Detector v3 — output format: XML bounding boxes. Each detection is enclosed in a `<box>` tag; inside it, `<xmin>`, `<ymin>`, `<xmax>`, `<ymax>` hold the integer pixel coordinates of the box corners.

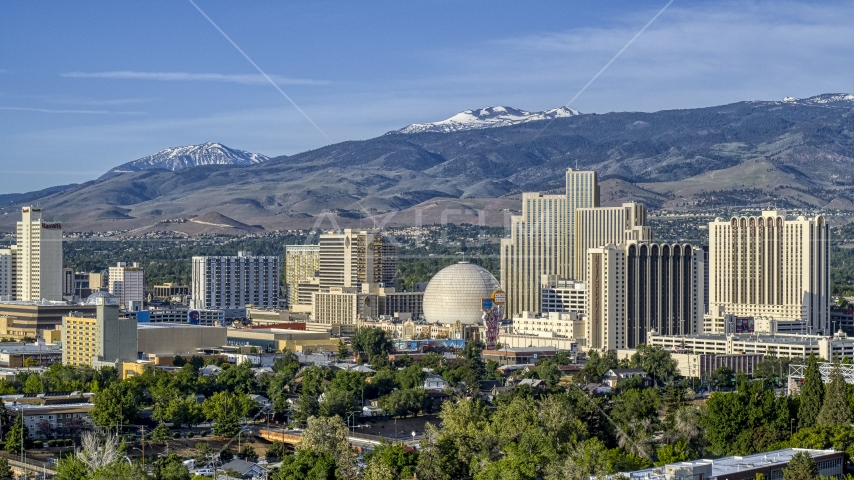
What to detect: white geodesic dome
<box><xmin>422</xmin><ymin>262</ymin><xmax>500</xmax><ymax>325</ymax></box>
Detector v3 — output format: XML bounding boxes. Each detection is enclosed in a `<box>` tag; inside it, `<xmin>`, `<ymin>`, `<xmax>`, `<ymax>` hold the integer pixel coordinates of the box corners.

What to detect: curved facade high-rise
<box><xmin>708</xmin><ymin>211</ymin><xmax>829</xmax><ymax>333</ymax></box>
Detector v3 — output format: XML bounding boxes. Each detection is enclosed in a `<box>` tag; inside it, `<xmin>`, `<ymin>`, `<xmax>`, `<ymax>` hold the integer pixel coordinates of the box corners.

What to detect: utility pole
<box><xmin>140</xmin><ymin>426</ymin><xmax>146</xmax><ymax>472</ymax></box>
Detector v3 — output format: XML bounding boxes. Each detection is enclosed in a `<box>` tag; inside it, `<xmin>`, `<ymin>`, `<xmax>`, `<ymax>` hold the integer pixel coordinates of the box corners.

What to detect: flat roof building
<box><xmin>137</xmin><ymin>323</ymin><xmax>227</xmax><ymax>356</ymax></box>
<box><xmin>615</xmin><ymin>448</ymin><xmax>841</xmax><ymax>480</ymax></box>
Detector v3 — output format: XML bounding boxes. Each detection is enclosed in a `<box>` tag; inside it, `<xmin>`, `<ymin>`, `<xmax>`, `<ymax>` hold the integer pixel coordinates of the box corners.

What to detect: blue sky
<box><xmin>1</xmin><ymin>0</ymin><xmax>853</xmax><ymax>193</ymax></box>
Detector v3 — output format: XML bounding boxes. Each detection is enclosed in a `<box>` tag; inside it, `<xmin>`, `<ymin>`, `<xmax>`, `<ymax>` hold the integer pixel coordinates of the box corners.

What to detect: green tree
<box><xmin>164</xmin><ymin>395</ymin><xmax>205</xmax><ymax>427</ymax></box>
<box><xmin>90</xmin><ymin>461</ymin><xmax>147</xmax><ymax>480</ymax></box>
<box><xmin>351</xmin><ymin>327</ymin><xmax>393</xmax><ymax>358</ymax></box>
<box><xmin>365</xmin><ymin>441</ymin><xmax>419</xmax><ymax>479</ymax></box>
<box><xmin>266</xmin><ymin>440</ymin><xmax>286</xmax><ymax>461</ymax></box>
<box><xmin>239</xmin><ymin>443</ymin><xmax>259</xmax><ymax>462</ymax></box>
<box><xmin>195</xmin><ymin>441</ymin><xmax>213</xmax><ymax>464</ymax></box>
<box><xmin>153</xmin><ymin>454</ymin><xmax>192</xmax><ymax>480</ymax></box>
<box><xmin>202</xmin><ymin>391</ymin><xmax>255</xmax><ymax>437</ymax></box>
<box><xmin>53</xmin><ymin>456</ymin><xmax>88</xmax><ymax>480</ymax></box>
<box><xmin>629</xmin><ymin>344</ymin><xmax>679</xmax><ymax>385</ymax></box>
<box><xmin>396</xmin><ymin>364</ymin><xmax>427</xmax><ymax>390</ymax></box>
<box><xmin>319</xmin><ymin>386</ymin><xmax>358</xmax><ymax>418</ymax></box>
<box><xmin>711</xmin><ymin>366</ymin><xmax>735</xmax><ymax>389</ymax></box>
<box><xmin>4</xmin><ymin>413</ymin><xmax>30</xmax><ymax>455</ymax></box>
<box><xmin>337</xmin><ymin>340</ymin><xmax>350</xmax><ymax>362</ymax></box>
<box><xmin>379</xmin><ymin>389</ymin><xmax>427</xmax><ymax>418</ymax></box>
<box><xmin>275</xmin><ymin>449</ymin><xmax>337</xmax><ymax>480</ymax></box>
<box><xmin>150</xmin><ymin>423</ymin><xmax>171</xmax><ymax>445</ymax></box>
<box><xmin>545</xmin><ymin>437</ymin><xmax>610</xmax><ymax>480</ymax></box>
<box><xmin>23</xmin><ymin>374</ymin><xmax>44</xmax><ymax>394</ymax></box>
<box><xmin>0</xmin><ymin>456</ymin><xmax>13</xmax><ymax>480</ymax></box>
<box><xmin>782</xmin><ymin>451</ymin><xmax>818</xmax><ymax>480</ymax></box>
<box><xmin>91</xmin><ymin>381</ymin><xmax>141</xmax><ymax>428</ymax></box>
<box><xmin>817</xmin><ymin>363</ymin><xmax>852</xmax><ymax>427</ymax></box>
<box><xmin>416</xmin><ymin>423</ymin><xmax>462</xmax><ymax>480</ymax></box>
<box><xmin>574</xmin><ymin>350</ymin><xmax>619</xmax><ymax>384</ymax></box>
<box><xmin>799</xmin><ymin>354</ymin><xmax>824</xmax><ymax>429</ymax></box>
<box><xmin>297</xmin><ymin>416</ymin><xmax>356</xmax><ymax>479</ymax></box>
<box><xmin>656</xmin><ymin>440</ymin><xmax>690</xmax><ymax>466</ymax></box>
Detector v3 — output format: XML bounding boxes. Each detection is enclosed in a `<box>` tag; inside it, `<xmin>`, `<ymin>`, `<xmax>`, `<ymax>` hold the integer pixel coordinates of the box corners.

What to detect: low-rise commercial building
<box><xmin>0</xmin><ymin>344</ymin><xmax>62</xmax><ymax>368</ymax></box>
<box><xmin>137</xmin><ymin>323</ymin><xmax>227</xmax><ymax>356</ymax></box>
<box><xmin>5</xmin><ymin>393</ymin><xmax>95</xmax><ymax>438</ymax></box>
<box><xmin>647</xmin><ymin>331</ymin><xmax>854</xmax><ymax>360</ymax></box>
<box><xmin>511</xmin><ymin>311</ymin><xmax>582</xmax><ymax>338</ymax></box>
<box><xmin>226</xmin><ymin>328</ymin><xmax>338</xmax><ymax>353</ymax></box>
<box><xmin>615</xmin><ymin>448</ymin><xmax>841</xmax><ymax>480</ymax></box>
<box><xmin>0</xmin><ymin>301</ymin><xmax>96</xmax><ymax>338</ymax></box>
<box><xmin>482</xmin><ymin>347</ymin><xmax>560</xmax><ymax>366</ymax></box>
<box><xmin>497</xmin><ymin>333</ymin><xmax>578</xmax><ymax>351</ymax></box>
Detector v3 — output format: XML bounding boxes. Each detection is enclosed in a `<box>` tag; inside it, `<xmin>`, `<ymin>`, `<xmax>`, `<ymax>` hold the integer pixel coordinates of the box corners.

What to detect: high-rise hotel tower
<box><xmin>14</xmin><ymin>206</ymin><xmax>63</xmax><ymax>301</ymax></box>
<box><xmin>708</xmin><ymin>211</ymin><xmax>829</xmax><ymax>333</ymax></box>
<box><xmin>501</xmin><ymin>169</ymin><xmax>599</xmax><ymax>317</ymax></box>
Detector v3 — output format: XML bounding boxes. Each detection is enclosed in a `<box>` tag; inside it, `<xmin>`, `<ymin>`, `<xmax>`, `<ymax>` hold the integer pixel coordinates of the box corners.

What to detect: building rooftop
<box><xmin>652</xmin><ymin>332</ymin><xmax>843</xmax><ymax>345</ymax></box>
<box><xmin>0</xmin><ymin>300</ymin><xmax>72</xmax><ymax>307</ymax></box>
<box><xmin>620</xmin><ymin>448</ymin><xmax>838</xmax><ymax>479</ymax></box>
<box><xmin>137</xmin><ymin>323</ymin><xmax>224</xmax><ymax>330</ymax></box>
<box><xmin>0</xmin><ymin>344</ymin><xmax>61</xmax><ymax>354</ymax></box>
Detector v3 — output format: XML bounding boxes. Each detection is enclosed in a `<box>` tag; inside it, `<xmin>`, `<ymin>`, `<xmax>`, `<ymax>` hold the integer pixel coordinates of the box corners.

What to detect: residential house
<box><xmin>603</xmin><ymin>368</ymin><xmax>650</xmax><ymax>388</ymax></box>
<box><xmin>423</xmin><ymin>373</ymin><xmax>448</xmax><ymax>391</ymax></box>
<box><xmin>219</xmin><ymin>459</ymin><xmax>267</xmax><ymax>479</ymax></box>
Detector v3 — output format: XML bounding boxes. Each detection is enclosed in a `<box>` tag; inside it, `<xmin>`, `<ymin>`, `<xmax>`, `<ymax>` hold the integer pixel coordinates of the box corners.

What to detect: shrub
<box><xmin>187</xmin><ymin>432</ymin><xmax>195</xmax><ymax>438</ymax></box>
<box><xmin>32</xmin><ymin>440</ymin><xmax>43</xmax><ymax>448</ymax></box>
<box><xmin>172</xmin><ymin>431</ymin><xmax>181</xmax><ymax>439</ymax></box>
<box><xmin>200</xmin><ymin>431</ymin><xmax>208</xmax><ymax>437</ymax></box>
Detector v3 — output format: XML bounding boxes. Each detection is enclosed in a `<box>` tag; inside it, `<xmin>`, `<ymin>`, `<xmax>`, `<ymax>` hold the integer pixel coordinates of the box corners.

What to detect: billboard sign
<box><xmin>491</xmin><ymin>290</ymin><xmax>506</xmax><ymax>306</ymax></box>
<box><xmin>188</xmin><ymin>310</ymin><xmax>201</xmax><ymax>325</ymax></box>
<box><xmin>734</xmin><ymin>316</ymin><xmax>754</xmax><ymax>333</ymax></box>
<box><xmin>481</xmin><ymin>298</ymin><xmax>494</xmax><ymax>310</ymax></box>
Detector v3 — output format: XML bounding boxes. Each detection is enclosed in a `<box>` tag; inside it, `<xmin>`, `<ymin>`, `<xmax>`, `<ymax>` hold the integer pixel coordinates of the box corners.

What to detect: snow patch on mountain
<box><xmin>393</xmin><ymin>106</ymin><xmax>581</xmax><ymax>134</ymax></box>
<box><xmin>105</xmin><ymin>142</ymin><xmax>269</xmax><ymax>175</ymax></box>
<box><xmin>781</xmin><ymin>94</ymin><xmax>854</xmax><ymax>105</ymax></box>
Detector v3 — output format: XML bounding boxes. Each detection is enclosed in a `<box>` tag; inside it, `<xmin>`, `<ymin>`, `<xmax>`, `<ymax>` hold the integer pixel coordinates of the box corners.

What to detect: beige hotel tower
<box><xmin>708</xmin><ymin>211</ymin><xmax>829</xmax><ymax>333</ymax></box>
<box><xmin>501</xmin><ymin>169</ymin><xmax>599</xmax><ymax>317</ymax></box>
<box><xmin>14</xmin><ymin>206</ymin><xmax>63</xmax><ymax>302</ymax></box>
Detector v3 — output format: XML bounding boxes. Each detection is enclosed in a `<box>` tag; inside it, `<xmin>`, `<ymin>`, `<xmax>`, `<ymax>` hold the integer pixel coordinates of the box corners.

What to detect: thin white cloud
<box><xmin>0</xmin><ymin>106</ymin><xmax>146</xmax><ymax>115</ymax></box>
<box><xmin>61</xmin><ymin>70</ymin><xmax>329</xmax><ymax>86</ymax></box>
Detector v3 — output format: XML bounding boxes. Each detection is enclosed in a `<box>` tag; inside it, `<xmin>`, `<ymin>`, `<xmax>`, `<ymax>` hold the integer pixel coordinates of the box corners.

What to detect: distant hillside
<box><xmin>3</xmin><ymin>93</ymin><xmax>854</xmax><ymax>233</ymax></box>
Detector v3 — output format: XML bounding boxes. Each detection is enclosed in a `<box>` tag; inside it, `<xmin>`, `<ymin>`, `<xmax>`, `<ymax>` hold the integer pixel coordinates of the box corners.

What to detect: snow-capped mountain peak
<box><xmin>393</xmin><ymin>105</ymin><xmax>581</xmax><ymax>134</ymax></box>
<box><xmin>105</xmin><ymin>142</ymin><xmax>270</xmax><ymax>176</ymax></box>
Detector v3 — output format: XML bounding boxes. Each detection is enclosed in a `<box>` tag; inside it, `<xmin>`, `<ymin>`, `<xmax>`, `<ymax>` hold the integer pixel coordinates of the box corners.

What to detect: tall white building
<box><xmin>708</xmin><ymin>211</ymin><xmax>830</xmax><ymax>333</ymax></box>
<box><xmin>585</xmin><ymin>245</ymin><xmax>627</xmax><ymax>351</ymax></box>
<box><xmin>285</xmin><ymin>245</ymin><xmax>320</xmax><ymax>306</ymax></box>
<box><xmin>573</xmin><ymin>203</ymin><xmax>651</xmax><ymax>282</ymax></box>
<box><xmin>191</xmin><ymin>251</ymin><xmax>280</xmax><ymax>317</ymax></box>
<box><xmin>15</xmin><ymin>206</ymin><xmax>63</xmax><ymax>302</ymax></box>
<box><xmin>501</xmin><ymin>169</ymin><xmax>599</xmax><ymax>317</ymax></box>
<box><xmin>584</xmin><ymin>241</ymin><xmax>705</xmax><ymax>352</ymax></box>
<box><xmin>0</xmin><ymin>248</ymin><xmax>13</xmax><ymax>301</ymax></box>
<box><xmin>318</xmin><ymin>229</ymin><xmax>397</xmax><ymax>289</ymax></box>
<box><xmin>540</xmin><ymin>275</ymin><xmax>586</xmax><ymax>315</ymax></box>
<box><xmin>108</xmin><ymin>262</ymin><xmax>145</xmax><ymax>310</ymax></box>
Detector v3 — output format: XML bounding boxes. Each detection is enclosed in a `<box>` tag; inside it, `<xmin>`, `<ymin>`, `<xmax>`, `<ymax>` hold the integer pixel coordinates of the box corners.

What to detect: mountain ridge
<box><xmin>4</xmin><ymin>93</ymin><xmax>854</xmax><ymax>233</ymax></box>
